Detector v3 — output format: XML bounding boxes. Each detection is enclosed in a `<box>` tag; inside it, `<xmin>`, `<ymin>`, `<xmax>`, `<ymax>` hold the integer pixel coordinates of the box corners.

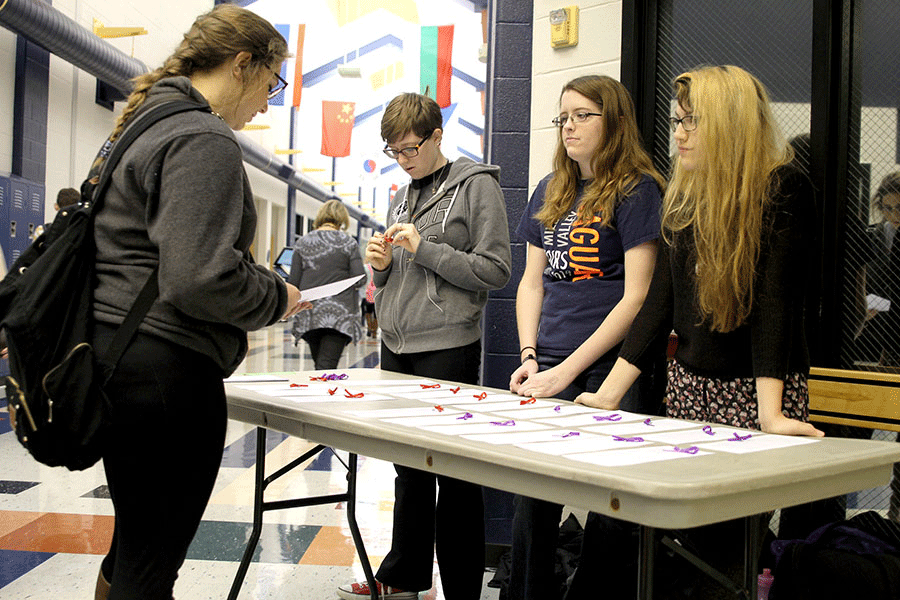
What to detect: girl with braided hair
<box><xmin>90</xmin><ymin>5</ymin><xmax>306</xmax><ymax>599</ymax></box>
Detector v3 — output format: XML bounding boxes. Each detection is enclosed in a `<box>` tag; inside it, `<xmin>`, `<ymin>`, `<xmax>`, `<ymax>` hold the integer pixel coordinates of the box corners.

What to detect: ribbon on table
<box><xmin>421</xmin><ymin>384</ymin><xmax>440</xmax><ymax>389</ymax></box>
<box><xmin>344</xmin><ymin>389</ymin><xmax>364</xmax><ymax>398</ymax></box>
<box><xmin>728</xmin><ymin>432</ymin><xmax>752</xmax><ymax>442</ymax></box>
<box><xmin>593</xmin><ymin>414</ymin><xmax>622</xmax><ymax>422</ymax></box>
<box><xmin>457</xmin><ymin>412</ymin><xmax>474</xmax><ymax>420</ymax></box>
<box><xmin>490</xmin><ymin>420</ymin><xmax>515</xmax><ymax>426</ymax></box>
<box><xmin>613</xmin><ymin>435</ymin><xmax>645</xmax><ymax>442</ymax></box>
<box><xmin>520</xmin><ymin>397</ymin><xmax>536</xmax><ymax>405</ymax></box>
<box><xmin>668</xmin><ymin>445</ymin><xmax>700</xmax><ymax>454</ymax></box>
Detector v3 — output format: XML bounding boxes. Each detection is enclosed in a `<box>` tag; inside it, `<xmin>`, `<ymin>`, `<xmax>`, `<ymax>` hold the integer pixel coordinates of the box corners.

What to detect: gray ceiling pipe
<box><xmin>0</xmin><ymin>0</ymin><xmax>384</xmax><ymax>231</ymax></box>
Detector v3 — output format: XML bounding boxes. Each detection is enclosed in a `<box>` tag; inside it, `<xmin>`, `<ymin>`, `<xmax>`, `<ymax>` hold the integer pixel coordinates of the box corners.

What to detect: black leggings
<box><xmin>302</xmin><ymin>328</ymin><xmax>351</xmax><ymax>370</ymax></box>
<box><xmin>94</xmin><ymin>323</ymin><xmax>227</xmax><ymax>600</ymax></box>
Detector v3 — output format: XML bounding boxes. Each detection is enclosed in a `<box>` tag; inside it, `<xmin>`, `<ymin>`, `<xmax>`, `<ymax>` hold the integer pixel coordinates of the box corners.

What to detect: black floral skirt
<box><xmin>664</xmin><ymin>359</ymin><xmax>810</xmax><ymax>430</ymax></box>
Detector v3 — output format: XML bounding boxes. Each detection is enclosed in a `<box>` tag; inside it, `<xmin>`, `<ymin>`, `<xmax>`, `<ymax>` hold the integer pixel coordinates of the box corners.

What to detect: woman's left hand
<box><xmin>513</xmin><ymin>365</ymin><xmax>568</xmax><ymax>399</ymax></box>
<box><xmin>760</xmin><ymin>414</ymin><xmax>825</xmax><ymax>437</ymax></box>
<box><xmin>384</xmin><ymin>223</ymin><xmax>422</xmax><ymax>254</ymax></box>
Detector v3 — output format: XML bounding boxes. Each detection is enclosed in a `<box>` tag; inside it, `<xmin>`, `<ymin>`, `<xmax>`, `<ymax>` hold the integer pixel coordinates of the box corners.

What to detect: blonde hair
<box><xmin>536</xmin><ymin>75</ymin><xmax>664</xmax><ymax>229</ymax></box>
<box><xmin>313</xmin><ymin>200</ymin><xmax>350</xmax><ymax>231</ymax></box>
<box><xmin>663</xmin><ymin>65</ymin><xmax>793</xmax><ymax>332</ymax></box>
<box><xmin>113</xmin><ymin>4</ymin><xmax>288</xmax><ymax>141</ymax></box>
<box><xmin>380</xmin><ymin>92</ymin><xmax>443</xmax><ymax>143</ymax></box>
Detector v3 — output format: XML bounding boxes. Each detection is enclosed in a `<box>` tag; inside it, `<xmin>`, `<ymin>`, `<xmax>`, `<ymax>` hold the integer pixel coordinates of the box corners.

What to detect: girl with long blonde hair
<box><xmin>578</xmin><ymin>64</ymin><xmax>824</xmax><ymax>435</ymax></box>
<box><xmin>507</xmin><ymin>75</ymin><xmax>665</xmax><ymax>600</ymax></box>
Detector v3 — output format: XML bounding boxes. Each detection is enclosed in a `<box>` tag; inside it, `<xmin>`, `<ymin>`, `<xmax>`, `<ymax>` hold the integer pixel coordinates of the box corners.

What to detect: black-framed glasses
<box><xmin>383</xmin><ymin>131</ymin><xmax>433</xmax><ymax>159</ymax></box>
<box><xmin>267</xmin><ymin>72</ymin><xmax>288</xmax><ymax>100</ymax></box>
<box><xmin>551</xmin><ymin>112</ymin><xmax>603</xmax><ymax>127</ymax></box>
<box><xmin>668</xmin><ymin>115</ymin><xmax>698</xmax><ymax>133</ymax></box>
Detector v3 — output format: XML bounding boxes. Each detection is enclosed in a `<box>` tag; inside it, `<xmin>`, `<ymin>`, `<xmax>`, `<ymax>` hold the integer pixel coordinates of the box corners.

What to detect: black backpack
<box><xmin>1</xmin><ymin>100</ymin><xmax>208</xmax><ymax>470</ymax></box>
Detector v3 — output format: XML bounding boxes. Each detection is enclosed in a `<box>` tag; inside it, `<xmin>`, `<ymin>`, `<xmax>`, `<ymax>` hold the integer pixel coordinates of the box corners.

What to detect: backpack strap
<box><xmin>90</xmin><ymin>100</ymin><xmax>210</xmax><ymax>377</ymax></box>
<box><xmin>89</xmin><ymin>100</ymin><xmax>211</xmax><ymax>213</ymax></box>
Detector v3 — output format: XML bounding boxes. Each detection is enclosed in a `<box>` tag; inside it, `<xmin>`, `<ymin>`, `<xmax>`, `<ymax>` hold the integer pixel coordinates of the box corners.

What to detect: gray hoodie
<box><xmin>373</xmin><ymin>157</ymin><xmax>511</xmax><ymax>354</ymax></box>
<box><xmin>92</xmin><ymin>77</ymin><xmax>287</xmax><ymax>375</ymax></box>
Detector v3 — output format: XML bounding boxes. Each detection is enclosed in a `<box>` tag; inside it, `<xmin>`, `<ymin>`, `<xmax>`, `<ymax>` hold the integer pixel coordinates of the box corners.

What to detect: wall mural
<box><xmin>237</xmin><ymin>0</ymin><xmax>488</xmax><ymax>231</ymax></box>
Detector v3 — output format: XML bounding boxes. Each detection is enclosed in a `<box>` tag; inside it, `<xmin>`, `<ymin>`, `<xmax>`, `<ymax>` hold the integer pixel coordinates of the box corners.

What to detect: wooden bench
<box><xmin>808</xmin><ymin>367</ymin><xmax>900</xmax><ymax>433</ymax></box>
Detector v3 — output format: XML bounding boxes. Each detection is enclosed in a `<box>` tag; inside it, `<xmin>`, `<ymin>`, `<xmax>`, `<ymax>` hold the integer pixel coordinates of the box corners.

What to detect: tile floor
<box><xmin>0</xmin><ymin>324</ymin><xmax>502</xmax><ymax>599</ymax></box>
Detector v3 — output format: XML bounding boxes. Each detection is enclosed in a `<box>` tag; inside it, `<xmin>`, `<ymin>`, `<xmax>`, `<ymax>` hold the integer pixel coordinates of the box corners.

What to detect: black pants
<box><xmin>302</xmin><ymin>328</ymin><xmax>351</xmax><ymax>370</ymax></box>
<box><xmin>94</xmin><ymin>323</ymin><xmax>227</xmax><ymax>600</ymax></box>
<box><xmin>508</xmin><ymin>353</ymin><xmax>652</xmax><ymax>600</ymax></box>
<box><xmin>376</xmin><ymin>340</ymin><xmax>486</xmax><ymax>599</ymax></box>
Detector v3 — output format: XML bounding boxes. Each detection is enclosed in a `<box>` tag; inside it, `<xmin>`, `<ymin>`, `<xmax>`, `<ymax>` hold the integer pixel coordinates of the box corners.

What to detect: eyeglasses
<box><xmin>383</xmin><ymin>131</ymin><xmax>433</xmax><ymax>159</ymax></box>
<box><xmin>267</xmin><ymin>72</ymin><xmax>288</xmax><ymax>100</ymax></box>
<box><xmin>668</xmin><ymin>115</ymin><xmax>698</xmax><ymax>133</ymax></box>
<box><xmin>552</xmin><ymin>112</ymin><xmax>603</xmax><ymax>127</ymax></box>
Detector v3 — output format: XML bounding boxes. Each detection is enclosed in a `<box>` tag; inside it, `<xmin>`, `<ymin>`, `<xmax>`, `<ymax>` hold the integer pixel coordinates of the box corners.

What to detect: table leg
<box><xmin>227</xmin><ymin>427</ymin><xmax>267</xmax><ymax>600</ymax></box>
<box><xmin>638</xmin><ymin>525</ymin><xmax>656</xmax><ymax>600</ymax></box>
<box><xmin>744</xmin><ymin>514</ymin><xmax>761</xmax><ymax>600</ymax></box>
<box><xmin>345</xmin><ymin>453</ymin><xmax>379</xmax><ymax>600</ymax></box>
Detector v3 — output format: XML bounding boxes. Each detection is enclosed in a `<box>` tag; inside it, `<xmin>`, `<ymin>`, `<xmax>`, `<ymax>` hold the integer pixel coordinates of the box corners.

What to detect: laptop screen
<box><xmin>273</xmin><ymin>247</ymin><xmax>293</xmax><ymax>278</ymax></box>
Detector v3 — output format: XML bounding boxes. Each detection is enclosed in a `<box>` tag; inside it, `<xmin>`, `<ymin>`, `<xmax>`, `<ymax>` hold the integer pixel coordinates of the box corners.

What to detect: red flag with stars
<box><xmin>321</xmin><ymin>101</ymin><xmax>355</xmax><ymax>157</ymax></box>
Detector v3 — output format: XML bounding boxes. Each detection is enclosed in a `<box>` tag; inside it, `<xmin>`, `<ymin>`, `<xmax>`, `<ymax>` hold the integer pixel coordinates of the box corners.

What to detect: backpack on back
<box><xmin>1</xmin><ymin>100</ymin><xmax>207</xmax><ymax>470</ymax></box>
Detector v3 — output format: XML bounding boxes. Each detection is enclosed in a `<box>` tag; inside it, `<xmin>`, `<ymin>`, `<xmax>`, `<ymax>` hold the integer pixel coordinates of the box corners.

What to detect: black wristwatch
<box><xmin>521</xmin><ymin>353</ymin><xmax>537</xmax><ymax>364</ymax></box>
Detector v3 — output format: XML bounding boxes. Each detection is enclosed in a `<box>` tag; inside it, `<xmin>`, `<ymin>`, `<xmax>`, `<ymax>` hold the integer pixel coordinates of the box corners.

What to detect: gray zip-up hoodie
<box><xmin>373</xmin><ymin>157</ymin><xmax>511</xmax><ymax>354</ymax></box>
<box><xmin>92</xmin><ymin>77</ymin><xmax>287</xmax><ymax>375</ymax></box>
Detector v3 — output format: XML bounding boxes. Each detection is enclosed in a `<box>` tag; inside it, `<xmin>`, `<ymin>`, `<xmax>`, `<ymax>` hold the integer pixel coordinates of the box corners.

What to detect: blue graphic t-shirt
<box><xmin>517</xmin><ymin>173</ymin><xmax>662</xmax><ymax>356</ymax></box>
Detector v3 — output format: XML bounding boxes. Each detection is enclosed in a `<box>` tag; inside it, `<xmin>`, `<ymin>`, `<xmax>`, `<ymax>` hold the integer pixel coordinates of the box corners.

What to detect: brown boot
<box><xmin>94</xmin><ymin>568</ymin><xmax>110</xmax><ymax>600</ymax></box>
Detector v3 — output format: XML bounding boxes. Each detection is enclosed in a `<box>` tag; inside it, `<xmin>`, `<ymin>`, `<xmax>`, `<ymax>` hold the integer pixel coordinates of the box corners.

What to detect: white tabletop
<box><xmin>225</xmin><ymin>368</ymin><xmax>900</xmax><ymax>529</ymax></box>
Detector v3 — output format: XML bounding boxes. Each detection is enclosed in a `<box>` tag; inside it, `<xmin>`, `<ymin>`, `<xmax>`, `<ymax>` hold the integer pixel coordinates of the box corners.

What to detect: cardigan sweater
<box><xmin>620</xmin><ymin>164</ymin><xmax>814</xmax><ymax>380</ymax></box>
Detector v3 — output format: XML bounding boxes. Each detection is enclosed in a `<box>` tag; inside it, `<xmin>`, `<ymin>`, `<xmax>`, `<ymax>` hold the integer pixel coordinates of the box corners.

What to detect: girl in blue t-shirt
<box><xmin>506</xmin><ymin>75</ymin><xmax>665</xmax><ymax>600</ymax></box>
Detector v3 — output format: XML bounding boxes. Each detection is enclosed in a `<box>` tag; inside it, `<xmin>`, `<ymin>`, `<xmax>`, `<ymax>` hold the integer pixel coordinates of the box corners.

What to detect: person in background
<box><xmin>31</xmin><ymin>187</ymin><xmax>81</xmax><ymax>240</ymax></box>
<box><xmin>361</xmin><ymin>262</ymin><xmax>378</xmax><ymax>338</ymax></box>
<box><xmin>506</xmin><ymin>74</ymin><xmax>665</xmax><ymax>600</ymax></box>
<box><xmin>289</xmin><ymin>199</ymin><xmax>365</xmax><ymax>369</ymax></box>
<box><xmin>576</xmin><ymin>65</ymin><xmax>824</xmax><ymax>597</ymax></box>
<box><xmin>338</xmin><ymin>92</ymin><xmax>511</xmax><ymax>600</ymax></box>
<box><xmin>89</xmin><ymin>5</ymin><xmax>308</xmax><ymax>599</ymax></box>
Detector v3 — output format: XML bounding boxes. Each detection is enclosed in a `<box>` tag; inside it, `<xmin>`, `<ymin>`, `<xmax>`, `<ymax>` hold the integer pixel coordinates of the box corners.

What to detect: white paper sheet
<box><xmin>702</xmin><ymin>433</ymin><xmax>818</xmax><ymax>454</ymax></box>
<box><xmin>488</xmin><ymin>403</ymin><xmax>598</xmax><ymax>420</ymax></box>
<box><xmin>299</xmin><ymin>274</ymin><xmax>365</xmax><ymax>302</ymax></box>
<box><xmin>566</xmin><ymin>445</ymin><xmax>711</xmax><ymax>467</ymax></box>
<box><xmin>518</xmin><ymin>434</ymin><xmax>653</xmax><ymax>455</ymax></box>
<box><xmin>421</xmin><ymin>421</ymin><xmax>551</xmax><ymax>436</ymax></box>
<box><xmin>461</xmin><ymin>429</ymin><xmax>592</xmax><ymax>445</ymax></box>
<box><xmin>867</xmin><ymin>293</ymin><xmax>891</xmax><ymax>312</ymax></box>
<box><xmin>534</xmin><ymin>410</ymin><xmax>646</xmax><ymax>428</ymax></box>
<box><xmin>580</xmin><ymin>418</ymin><xmax>699</xmax><ymax>437</ymax></box>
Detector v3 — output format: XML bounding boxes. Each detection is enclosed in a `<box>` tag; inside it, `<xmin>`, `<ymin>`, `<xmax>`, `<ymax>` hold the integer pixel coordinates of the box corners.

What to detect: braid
<box><xmin>100</xmin><ymin>4</ymin><xmax>288</xmax><ymax>159</ymax></box>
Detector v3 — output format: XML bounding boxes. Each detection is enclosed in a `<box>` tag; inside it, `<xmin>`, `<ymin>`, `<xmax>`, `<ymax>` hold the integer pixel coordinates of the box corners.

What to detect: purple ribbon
<box><xmin>643</xmin><ymin>418</ymin><xmax>654</xmax><ymax>426</ymax></box>
<box><xmin>728</xmin><ymin>432</ymin><xmax>752</xmax><ymax>442</ymax></box>
<box><xmin>457</xmin><ymin>412</ymin><xmax>474</xmax><ymax>420</ymax></box>
<box><xmin>559</xmin><ymin>431</ymin><xmax>580</xmax><ymax>438</ymax></box>
<box><xmin>702</xmin><ymin>425</ymin><xmax>715</xmax><ymax>436</ymax></box>
<box><xmin>669</xmin><ymin>445</ymin><xmax>700</xmax><ymax>455</ymax></box>
<box><xmin>553</xmin><ymin>405</ymin><xmax>562</xmax><ymax>412</ymax></box>
<box><xmin>613</xmin><ymin>435</ymin><xmax>644</xmax><ymax>442</ymax></box>
<box><xmin>593</xmin><ymin>414</ymin><xmax>622</xmax><ymax>422</ymax></box>
<box><xmin>490</xmin><ymin>420</ymin><xmax>516</xmax><ymax>426</ymax></box>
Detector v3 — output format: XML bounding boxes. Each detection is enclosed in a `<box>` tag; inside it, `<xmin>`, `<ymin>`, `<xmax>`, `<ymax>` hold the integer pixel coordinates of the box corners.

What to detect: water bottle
<box><xmin>757</xmin><ymin>567</ymin><xmax>774</xmax><ymax>600</ymax></box>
